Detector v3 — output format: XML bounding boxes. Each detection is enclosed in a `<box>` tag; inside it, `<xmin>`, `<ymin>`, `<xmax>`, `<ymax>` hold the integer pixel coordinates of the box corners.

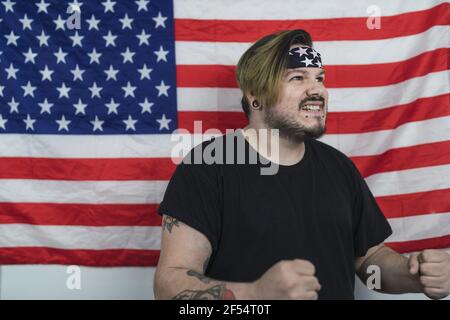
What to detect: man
<box><xmin>154</xmin><ymin>30</ymin><xmax>450</xmax><ymax>300</ymax></box>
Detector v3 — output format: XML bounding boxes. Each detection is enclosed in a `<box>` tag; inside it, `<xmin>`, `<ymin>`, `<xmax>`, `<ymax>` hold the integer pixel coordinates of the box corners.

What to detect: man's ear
<box><xmin>245</xmin><ymin>91</ymin><xmax>256</xmax><ymax>104</ymax></box>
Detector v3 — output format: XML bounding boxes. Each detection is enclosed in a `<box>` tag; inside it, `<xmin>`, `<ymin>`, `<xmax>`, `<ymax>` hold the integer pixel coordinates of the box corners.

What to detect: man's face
<box><xmin>263</xmin><ymin>48</ymin><xmax>328</xmax><ymax>142</ymax></box>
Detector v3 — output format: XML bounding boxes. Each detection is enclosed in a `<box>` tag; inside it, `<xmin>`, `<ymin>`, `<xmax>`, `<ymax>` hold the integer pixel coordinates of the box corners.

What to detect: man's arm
<box><xmin>355</xmin><ymin>244</ymin><xmax>450</xmax><ymax>299</ymax></box>
<box><xmin>154</xmin><ymin>215</ymin><xmax>321</xmax><ymax>300</ymax></box>
<box><xmin>154</xmin><ymin>215</ymin><xmax>253</xmax><ymax>300</ymax></box>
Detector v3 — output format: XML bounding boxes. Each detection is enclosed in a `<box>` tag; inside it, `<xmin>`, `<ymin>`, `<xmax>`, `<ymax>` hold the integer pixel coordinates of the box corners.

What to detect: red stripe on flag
<box><xmin>386</xmin><ymin>235</ymin><xmax>450</xmax><ymax>254</ymax></box>
<box><xmin>377</xmin><ymin>189</ymin><xmax>450</xmax><ymax>219</ymax></box>
<box><xmin>178</xmin><ymin>111</ymin><xmax>248</xmax><ymax>132</ymax></box>
<box><xmin>175</xmin><ymin>3</ymin><xmax>449</xmax><ymax>42</ymax></box>
<box><xmin>0</xmin><ymin>157</ymin><xmax>177</xmax><ymax>180</ymax></box>
<box><xmin>0</xmin><ymin>203</ymin><xmax>162</xmax><ymax>226</ymax></box>
<box><xmin>0</xmin><ymin>247</ymin><xmax>160</xmax><ymax>266</ymax></box>
<box><xmin>177</xmin><ymin>49</ymin><xmax>449</xmax><ymax>88</ymax></box>
<box><xmin>352</xmin><ymin>141</ymin><xmax>450</xmax><ymax>178</ymax></box>
<box><xmin>326</xmin><ymin>94</ymin><xmax>450</xmax><ymax>134</ymax></box>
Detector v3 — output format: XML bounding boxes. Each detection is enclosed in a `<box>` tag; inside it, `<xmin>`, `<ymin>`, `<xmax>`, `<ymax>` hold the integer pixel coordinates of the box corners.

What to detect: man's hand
<box><xmin>251</xmin><ymin>259</ymin><xmax>321</xmax><ymax>300</ymax></box>
<box><xmin>408</xmin><ymin>249</ymin><xmax>450</xmax><ymax>299</ymax></box>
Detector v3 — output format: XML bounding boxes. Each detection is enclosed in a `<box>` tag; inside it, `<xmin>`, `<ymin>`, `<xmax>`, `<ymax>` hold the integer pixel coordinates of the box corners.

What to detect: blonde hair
<box><xmin>236</xmin><ymin>30</ymin><xmax>313</xmax><ymax>117</ymax></box>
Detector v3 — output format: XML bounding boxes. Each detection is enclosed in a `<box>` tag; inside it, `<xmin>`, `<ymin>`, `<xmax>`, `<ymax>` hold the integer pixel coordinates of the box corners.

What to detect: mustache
<box><xmin>299</xmin><ymin>96</ymin><xmax>325</xmax><ymax>108</ymax></box>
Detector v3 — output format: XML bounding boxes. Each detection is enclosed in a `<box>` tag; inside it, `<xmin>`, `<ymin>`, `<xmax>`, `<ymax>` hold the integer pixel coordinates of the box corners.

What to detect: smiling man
<box><xmin>154</xmin><ymin>30</ymin><xmax>450</xmax><ymax>300</ymax></box>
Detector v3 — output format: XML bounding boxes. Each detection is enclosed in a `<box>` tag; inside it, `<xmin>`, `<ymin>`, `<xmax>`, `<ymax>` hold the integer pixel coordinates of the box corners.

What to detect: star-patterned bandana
<box><xmin>287</xmin><ymin>46</ymin><xmax>323</xmax><ymax>68</ymax></box>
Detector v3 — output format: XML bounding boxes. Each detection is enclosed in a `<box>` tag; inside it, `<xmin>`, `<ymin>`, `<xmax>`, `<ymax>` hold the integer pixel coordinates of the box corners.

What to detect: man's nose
<box><xmin>306</xmin><ymin>81</ymin><xmax>325</xmax><ymax>97</ymax></box>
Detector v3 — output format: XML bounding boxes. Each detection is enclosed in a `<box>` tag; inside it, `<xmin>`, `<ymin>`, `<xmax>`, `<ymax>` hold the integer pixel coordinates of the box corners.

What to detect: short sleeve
<box><xmin>351</xmin><ymin>163</ymin><xmax>393</xmax><ymax>257</ymax></box>
<box><xmin>158</xmin><ymin>160</ymin><xmax>222</xmax><ymax>252</ymax></box>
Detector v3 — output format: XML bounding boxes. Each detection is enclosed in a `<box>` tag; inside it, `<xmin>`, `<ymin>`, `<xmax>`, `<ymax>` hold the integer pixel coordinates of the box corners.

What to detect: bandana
<box><xmin>288</xmin><ymin>46</ymin><xmax>323</xmax><ymax>68</ymax></box>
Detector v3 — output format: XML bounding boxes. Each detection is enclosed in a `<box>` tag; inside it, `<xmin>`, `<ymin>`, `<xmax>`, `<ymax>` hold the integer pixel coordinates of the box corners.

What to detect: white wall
<box><xmin>1</xmin><ymin>265</ymin><xmax>448</xmax><ymax>300</ymax></box>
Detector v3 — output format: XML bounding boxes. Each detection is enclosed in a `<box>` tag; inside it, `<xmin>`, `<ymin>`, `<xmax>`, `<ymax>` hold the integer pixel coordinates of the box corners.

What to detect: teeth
<box><xmin>302</xmin><ymin>105</ymin><xmax>321</xmax><ymax>111</ymax></box>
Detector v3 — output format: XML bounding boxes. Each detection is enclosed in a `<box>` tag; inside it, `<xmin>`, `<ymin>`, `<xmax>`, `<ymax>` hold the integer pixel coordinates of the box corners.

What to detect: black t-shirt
<box><xmin>158</xmin><ymin>130</ymin><xmax>392</xmax><ymax>300</ymax></box>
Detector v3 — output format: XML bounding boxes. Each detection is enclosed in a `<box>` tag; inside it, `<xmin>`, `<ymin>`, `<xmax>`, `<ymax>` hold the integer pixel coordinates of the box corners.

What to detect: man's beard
<box><xmin>264</xmin><ymin>107</ymin><xmax>326</xmax><ymax>143</ymax></box>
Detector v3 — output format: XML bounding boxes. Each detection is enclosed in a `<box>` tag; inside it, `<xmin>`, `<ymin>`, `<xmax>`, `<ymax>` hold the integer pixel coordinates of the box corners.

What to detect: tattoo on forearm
<box><xmin>162</xmin><ymin>215</ymin><xmax>181</xmax><ymax>233</ymax></box>
<box><xmin>187</xmin><ymin>270</ymin><xmax>211</xmax><ymax>284</ymax></box>
<box><xmin>172</xmin><ymin>284</ymin><xmax>236</xmax><ymax>300</ymax></box>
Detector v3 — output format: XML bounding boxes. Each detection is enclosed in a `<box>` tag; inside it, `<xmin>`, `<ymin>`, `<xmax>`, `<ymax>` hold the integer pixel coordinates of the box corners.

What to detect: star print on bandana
<box><xmin>288</xmin><ymin>46</ymin><xmax>323</xmax><ymax>69</ymax></box>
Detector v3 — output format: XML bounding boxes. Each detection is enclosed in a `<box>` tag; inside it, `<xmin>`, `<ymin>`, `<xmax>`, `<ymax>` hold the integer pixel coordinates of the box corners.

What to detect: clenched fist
<box><xmin>251</xmin><ymin>259</ymin><xmax>321</xmax><ymax>300</ymax></box>
<box><xmin>408</xmin><ymin>249</ymin><xmax>450</xmax><ymax>299</ymax></box>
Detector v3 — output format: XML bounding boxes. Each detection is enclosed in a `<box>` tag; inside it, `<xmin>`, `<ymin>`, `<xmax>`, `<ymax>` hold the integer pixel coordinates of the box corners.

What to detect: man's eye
<box><xmin>316</xmin><ymin>77</ymin><xmax>324</xmax><ymax>82</ymax></box>
<box><xmin>290</xmin><ymin>76</ymin><xmax>304</xmax><ymax>81</ymax></box>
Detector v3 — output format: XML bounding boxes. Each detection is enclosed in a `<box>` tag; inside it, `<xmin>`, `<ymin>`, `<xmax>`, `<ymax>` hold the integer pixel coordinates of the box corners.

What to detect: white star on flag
<box><xmin>137</xmin><ymin>64</ymin><xmax>152</xmax><ymax>80</ymax></box>
<box><xmin>102</xmin><ymin>0</ymin><xmax>116</xmax><ymax>13</ymax></box>
<box><xmin>5</xmin><ymin>63</ymin><xmax>19</xmax><ymax>79</ymax></box>
<box><xmin>40</xmin><ymin>65</ymin><xmax>54</xmax><ymax>81</ymax></box>
<box><xmin>0</xmin><ymin>114</ymin><xmax>7</xmax><ymax>130</ymax></box>
<box><xmin>104</xmin><ymin>65</ymin><xmax>119</xmax><ymax>81</ymax></box>
<box><xmin>88</xmin><ymin>48</ymin><xmax>102</xmax><ymax>64</ymax></box>
<box><xmin>136</xmin><ymin>29</ymin><xmax>151</xmax><ymax>46</ymax></box>
<box><xmin>8</xmin><ymin>97</ymin><xmax>19</xmax><ymax>113</ymax></box>
<box><xmin>23</xmin><ymin>48</ymin><xmax>38</xmax><ymax>64</ymax></box>
<box><xmin>56</xmin><ymin>82</ymin><xmax>71</xmax><ymax>99</ymax></box>
<box><xmin>88</xmin><ymin>82</ymin><xmax>103</xmax><ymax>98</ymax></box>
<box><xmin>2</xmin><ymin>0</ymin><xmax>15</xmax><ymax>12</ymax></box>
<box><xmin>121</xmin><ymin>47</ymin><xmax>136</xmax><ymax>63</ymax></box>
<box><xmin>38</xmin><ymin>98</ymin><xmax>53</xmax><ymax>114</ymax></box>
<box><xmin>54</xmin><ymin>15</ymin><xmax>66</xmax><ymax>31</ymax></box>
<box><xmin>54</xmin><ymin>48</ymin><xmax>68</xmax><ymax>64</ymax></box>
<box><xmin>56</xmin><ymin>115</ymin><xmax>71</xmax><ymax>132</ymax></box>
<box><xmin>123</xmin><ymin>115</ymin><xmax>137</xmax><ymax>131</ymax></box>
<box><xmin>73</xmin><ymin>99</ymin><xmax>88</xmax><ymax>115</ymax></box>
<box><xmin>155</xmin><ymin>80</ymin><xmax>170</xmax><ymax>97</ymax></box>
<box><xmin>105</xmin><ymin>98</ymin><xmax>120</xmax><ymax>114</ymax></box>
<box><xmin>135</xmin><ymin>0</ymin><xmax>149</xmax><ymax>12</ymax></box>
<box><xmin>86</xmin><ymin>14</ymin><xmax>100</xmax><ymax>30</ymax></box>
<box><xmin>5</xmin><ymin>31</ymin><xmax>20</xmax><ymax>46</ymax></box>
<box><xmin>119</xmin><ymin>14</ymin><xmax>134</xmax><ymax>30</ymax></box>
<box><xmin>91</xmin><ymin>116</ymin><xmax>104</xmax><ymax>132</ymax></box>
<box><xmin>122</xmin><ymin>82</ymin><xmax>137</xmax><ymax>98</ymax></box>
<box><xmin>35</xmin><ymin>0</ymin><xmax>50</xmax><ymax>13</ymax></box>
<box><xmin>103</xmin><ymin>31</ymin><xmax>117</xmax><ymax>47</ymax></box>
<box><xmin>36</xmin><ymin>30</ymin><xmax>50</xmax><ymax>47</ymax></box>
<box><xmin>23</xmin><ymin>114</ymin><xmax>36</xmax><ymax>131</ymax></box>
<box><xmin>154</xmin><ymin>45</ymin><xmax>169</xmax><ymax>62</ymax></box>
<box><xmin>152</xmin><ymin>11</ymin><xmax>167</xmax><ymax>28</ymax></box>
<box><xmin>69</xmin><ymin>31</ymin><xmax>84</xmax><ymax>47</ymax></box>
<box><xmin>21</xmin><ymin>81</ymin><xmax>37</xmax><ymax>97</ymax></box>
<box><xmin>139</xmin><ymin>98</ymin><xmax>154</xmax><ymax>114</ymax></box>
<box><xmin>70</xmin><ymin>64</ymin><xmax>85</xmax><ymax>81</ymax></box>
<box><xmin>157</xmin><ymin>114</ymin><xmax>171</xmax><ymax>130</ymax></box>
<box><xmin>19</xmin><ymin>14</ymin><xmax>33</xmax><ymax>30</ymax></box>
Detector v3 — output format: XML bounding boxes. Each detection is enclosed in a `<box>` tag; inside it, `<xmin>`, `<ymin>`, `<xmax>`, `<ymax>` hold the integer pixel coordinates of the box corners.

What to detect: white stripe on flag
<box><xmin>175</xmin><ymin>26</ymin><xmax>449</xmax><ymax>65</ymax></box>
<box><xmin>0</xmin><ymin>180</ymin><xmax>168</xmax><ymax>204</ymax></box>
<box><xmin>0</xmin><ymin>224</ymin><xmax>161</xmax><ymax>250</ymax></box>
<box><xmin>174</xmin><ymin>0</ymin><xmax>446</xmax><ymax>20</ymax></box>
<box><xmin>321</xmin><ymin>116</ymin><xmax>450</xmax><ymax>156</ymax></box>
<box><xmin>387</xmin><ymin>212</ymin><xmax>450</xmax><ymax>242</ymax></box>
<box><xmin>365</xmin><ymin>164</ymin><xmax>450</xmax><ymax>197</ymax></box>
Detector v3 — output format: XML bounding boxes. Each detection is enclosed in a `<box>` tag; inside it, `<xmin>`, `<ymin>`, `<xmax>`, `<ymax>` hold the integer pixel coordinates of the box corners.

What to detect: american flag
<box><xmin>0</xmin><ymin>0</ymin><xmax>449</xmax><ymax>267</ymax></box>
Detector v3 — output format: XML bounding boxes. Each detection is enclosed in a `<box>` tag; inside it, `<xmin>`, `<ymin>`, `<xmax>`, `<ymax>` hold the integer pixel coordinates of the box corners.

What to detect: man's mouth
<box><xmin>299</xmin><ymin>101</ymin><xmax>325</xmax><ymax>117</ymax></box>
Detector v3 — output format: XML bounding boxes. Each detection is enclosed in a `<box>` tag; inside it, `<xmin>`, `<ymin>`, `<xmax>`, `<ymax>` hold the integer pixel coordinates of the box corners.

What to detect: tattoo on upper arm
<box><xmin>186</xmin><ymin>270</ymin><xmax>211</xmax><ymax>284</ymax></box>
<box><xmin>172</xmin><ymin>284</ymin><xmax>236</xmax><ymax>300</ymax></box>
<box><xmin>162</xmin><ymin>215</ymin><xmax>181</xmax><ymax>233</ymax></box>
